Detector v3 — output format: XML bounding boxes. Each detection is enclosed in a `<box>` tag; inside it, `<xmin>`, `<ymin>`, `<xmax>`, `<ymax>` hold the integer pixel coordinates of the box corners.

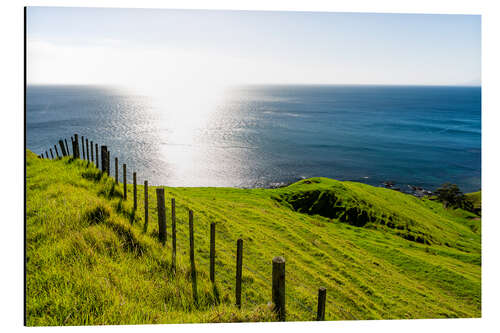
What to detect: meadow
<box><xmin>26</xmin><ymin>150</ymin><xmax>481</xmax><ymax>325</ymax></box>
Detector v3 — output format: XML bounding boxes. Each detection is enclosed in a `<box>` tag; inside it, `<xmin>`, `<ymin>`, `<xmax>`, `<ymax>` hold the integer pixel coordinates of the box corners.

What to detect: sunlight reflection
<box><xmin>147</xmin><ymin>83</ymin><xmax>230</xmax><ymax>185</ymax></box>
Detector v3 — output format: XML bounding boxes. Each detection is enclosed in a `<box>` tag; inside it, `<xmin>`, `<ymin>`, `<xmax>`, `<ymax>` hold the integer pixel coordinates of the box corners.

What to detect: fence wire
<box><xmin>214</xmin><ymin>239</ymin><xmax>358</xmax><ymax>321</ymax></box>
<box><xmin>42</xmin><ymin>136</ymin><xmax>359</xmax><ymax>321</ymax></box>
<box><xmin>327</xmin><ymin>294</ymin><xmax>358</xmax><ymax>320</ymax></box>
<box><xmin>288</xmin><ymin>293</ymin><xmax>316</xmax><ymax>317</ymax></box>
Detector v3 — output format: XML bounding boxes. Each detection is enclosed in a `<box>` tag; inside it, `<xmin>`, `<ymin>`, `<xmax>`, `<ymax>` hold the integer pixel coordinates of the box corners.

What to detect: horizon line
<box><xmin>26</xmin><ymin>82</ymin><xmax>482</xmax><ymax>88</ymax></box>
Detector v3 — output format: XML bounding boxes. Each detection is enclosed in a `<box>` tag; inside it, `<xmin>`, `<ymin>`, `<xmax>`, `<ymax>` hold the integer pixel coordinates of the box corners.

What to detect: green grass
<box><xmin>466</xmin><ymin>191</ymin><xmax>482</xmax><ymax>212</ymax></box>
<box><xmin>26</xmin><ymin>150</ymin><xmax>481</xmax><ymax>326</ymax></box>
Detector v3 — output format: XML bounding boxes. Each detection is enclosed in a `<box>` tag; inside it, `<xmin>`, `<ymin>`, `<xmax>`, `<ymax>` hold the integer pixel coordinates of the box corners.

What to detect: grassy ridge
<box><xmin>26</xmin><ymin>150</ymin><xmax>481</xmax><ymax>325</ymax></box>
<box><xmin>465</xmin><ymin>191</ymin><xmax>482</xmax><ymax>214</ymax></box>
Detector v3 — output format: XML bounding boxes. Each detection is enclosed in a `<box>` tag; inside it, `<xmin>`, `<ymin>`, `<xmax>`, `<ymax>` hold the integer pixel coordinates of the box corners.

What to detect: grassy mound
<box><xmin>275</xmin><ymin>178</ymin><xmax>480</xmax><ymax>248</ymax></box>
<box><xmin>26</xmin><ymin>150</ymin><xmax>481</xmax><ymax>325</ymax></box>
<box><xmin>465</xmin><ymin>191</ymin><xmax>481</xmax><ymax>216</ymax></box>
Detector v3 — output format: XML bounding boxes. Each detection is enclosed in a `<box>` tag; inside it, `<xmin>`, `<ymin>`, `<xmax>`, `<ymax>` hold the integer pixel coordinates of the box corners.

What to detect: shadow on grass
<box><xmin>109</xmin><ymin>219</ymin><xmax>145</xmax><ymax>255</ymax></box>
<box><xmin>64</xmin><ymin>157</ymin><xmax>77</xmax><ymax>165</ymax></box>
<box><xmin>114</xmin><ymin>199</ymin><xmax>139</xmax><ymax>225</ymax></box>
<box><xmin>81</xmin><ymin>169</ymin><xmax>103</xmax><ymax>182</ymax></box>
<box><xmin>97</xmin><ymin>181</ymin><xmax>123</xmax><ymax>200</ymax></box>
<box><xmin>84</xmin><ymin>204</ymin><xmax>111</xmax><ymax>225</ymax></box>
<box><xmin>212</xmin><ymin>283</ymin><xmax>221</xmax><ymax>305</ymax></box>
<box><xmin>83</xmin><ymin>203</ymin><xmax>145</xmax><ymax>256</ymax></box>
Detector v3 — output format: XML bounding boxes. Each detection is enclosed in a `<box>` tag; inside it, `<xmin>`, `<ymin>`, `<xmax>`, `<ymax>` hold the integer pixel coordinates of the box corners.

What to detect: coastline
<box><xmin>25</xmin><ymin>150</ymin><xmax>481</xmax><ymax>324</ymax></box>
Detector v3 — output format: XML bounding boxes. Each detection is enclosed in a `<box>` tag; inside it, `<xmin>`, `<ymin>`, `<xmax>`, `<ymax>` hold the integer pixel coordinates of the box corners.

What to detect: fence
<box><xmin>38</xmin><ymin>133</ymin><xmax>358</xmax><ymax>322</ymax></box>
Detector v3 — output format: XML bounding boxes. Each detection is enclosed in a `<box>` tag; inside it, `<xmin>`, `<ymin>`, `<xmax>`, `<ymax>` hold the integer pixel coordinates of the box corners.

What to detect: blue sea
<box><xmin>26</xmin><ymin>85</ymin><xmax>481</xmax><ymax>192</ymax></box>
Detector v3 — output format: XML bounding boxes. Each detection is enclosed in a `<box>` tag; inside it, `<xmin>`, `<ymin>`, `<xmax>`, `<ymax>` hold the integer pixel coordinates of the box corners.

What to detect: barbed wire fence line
<box><xmin>38</xmin><ymin>133</ymin><xmax>360</xmax><ymax>322</ymax></box>
<box><xmin>214</xmin><ymin>235</ymin><xmax>359</xmax><ymax>320</ymax></box>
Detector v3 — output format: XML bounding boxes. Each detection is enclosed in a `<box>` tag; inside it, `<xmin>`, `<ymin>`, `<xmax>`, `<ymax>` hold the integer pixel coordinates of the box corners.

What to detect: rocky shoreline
<box><xmin>382</xmin><ymin>181</ymin><xmax>433</xmax><ymax>197</ymax></box>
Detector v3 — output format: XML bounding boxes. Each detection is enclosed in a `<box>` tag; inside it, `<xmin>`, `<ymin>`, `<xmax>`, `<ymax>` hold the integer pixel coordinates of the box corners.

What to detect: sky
<box><xmin>27</xmin><ymin>7</ymin><xmax>481</xmax><ymax>91</ymax></box>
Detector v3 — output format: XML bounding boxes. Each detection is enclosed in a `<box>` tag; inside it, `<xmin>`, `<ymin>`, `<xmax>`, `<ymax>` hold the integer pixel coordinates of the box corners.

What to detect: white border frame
<box><xmin>2</xmin><ymin>1</ymin><xmax>498</xmax><ymax>332</ymax></box>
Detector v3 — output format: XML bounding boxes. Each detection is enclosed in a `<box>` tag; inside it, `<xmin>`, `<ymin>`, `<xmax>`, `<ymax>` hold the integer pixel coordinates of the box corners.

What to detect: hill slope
<box><xmin>465</xmin><ymin>191</ymin><xmax>482</xmax><ymax>216</ymax></box>
<box><xmin>26</xmin><ymin>150</ymin><xmax>481</xmax><ymax>325</ymax></box>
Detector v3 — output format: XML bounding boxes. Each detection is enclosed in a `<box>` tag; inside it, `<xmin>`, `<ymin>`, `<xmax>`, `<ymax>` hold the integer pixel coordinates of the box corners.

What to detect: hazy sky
<box><xmin>27</xmin><ymin>7</ymin><xmax>481</xmax><ymax>90</ymax></box>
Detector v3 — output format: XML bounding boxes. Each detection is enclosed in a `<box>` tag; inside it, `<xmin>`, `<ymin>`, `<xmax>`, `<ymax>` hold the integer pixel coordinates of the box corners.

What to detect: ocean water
<box><xmin>26</xmin><ymin>84</ymin><xmax>481</xmax><ymax>192</ymax></box>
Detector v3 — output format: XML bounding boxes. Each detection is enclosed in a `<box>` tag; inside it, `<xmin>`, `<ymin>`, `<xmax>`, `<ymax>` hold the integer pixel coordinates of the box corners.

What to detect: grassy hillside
<box><xmin>26</xmin><ymin>150</ymin><xmax>481</xmax><ymax>326</ymax></box>
<box><xmin>465</xmin><ymin>191</ymin><xmax>482</xmax><ymax>215</ymax></box>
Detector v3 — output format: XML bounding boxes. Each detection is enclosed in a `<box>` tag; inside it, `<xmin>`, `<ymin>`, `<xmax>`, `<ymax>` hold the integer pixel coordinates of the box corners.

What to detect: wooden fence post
<box><xmin>106</xmin><ymin>150</ymin><xmax>109</xmax><ymax>174</ymax></box>
<box><xmin>90</xmin><ymin>141</ymin><xmax>94</xmax><ymax>162</ymax></box>
<box><xmin>95</xmin><ymin>143</ymin><xmax>99</xmax><ymax>168</ymax></box>
<box><xmin>74</xmin><ymin>134</ymin><xmax>80</xmax><ymax>158</ymax></box>
<box><xmin>272</xmin><ymin>256</ymin><xmax>286</xmax><ymax>321</ymax></box>
<box><xmin>49</xmin><ymin>148</ymin><xmax>54</xmax><ymax>159</ymax></box>
<box><xmin>104</xmin><ymin>149</ymin><xmax>108</xmax><ymax>172</ymax></box>
<box><xmin>86</xmin><ymin>138</ymin><xmax>89</xmax><ymax>161</ymax></box>
<box><xmin>54</xmin><ymin>145</ymin><xmax>59</xmax><ymax>158</ymax></box>
<box><xmin>123</xmin><ymin>163</ymin><xmax>127</xmax><ymax>200</ymax></box>
<box><xmin>236</xmin><ymin>239</ymin><xmax>243</xmax><ymax>309</ymax></box>
<box><xmin>317</xmin><ymin>287</ymin><xmax>326</xmax><ymax>321</ymax></box>
<box><xmin>45</xmin><ymin>151</ymin><xmax>49</xmax><ymax>159</ymax></box>
<box><xmin>133</xmin><ymin>172</ymin><xmax>137</xmax><ymax>210</ymax></box>
<box><xmin>171</xmin><ymin>198</ymin><xmax>176</xmax><ymax>271</ymax></box>
<box><xmin>156</xmin><ymin>188</ymin><xmax>166</xmax><ymax>244</ymax></box>
<box><xmin>115</xmin><ymin>157</ymin><xmax>118</xmax><ymax>184</ymax></box>
<box><xmin>81</xmin><ymin>136</ymin><xmax>85</xmax><ymax>160</ymax></box>
<box><xmin>104</xmin><ymin>147</ymin><xmax>108</xmax><ymax>173</ymax></box>
<box><xmin>64</xmin><ymin>139</ymin><xmax>69</xmax><ymax>156</ymax></box>
<box><xmin>58</xmin><ymin>140</ymin><xmax>66</xmax><ymax>157</ymax></box>
<box><xmin>189</xmin><ymin>210</ymin><xmax>198</xmax><ymax>303</ymax></box>
<box><xmin>210</xmin><ymin>222</ymin><xmax>216</xmax><ymax>283</ymax></box>
<box><xmin>107</xmin><ymin>151</ymin><xmax>110</xmax><ymax>175</ymax></box>
<box><xmin>144</xmin><ymin>180</ymin><xmax>148</xmax><ymax>232</ymax></box>
<box><xmin>100</xmin><ymin>146</ymin><xmax>107</xmax><ymax>173</ymax></box>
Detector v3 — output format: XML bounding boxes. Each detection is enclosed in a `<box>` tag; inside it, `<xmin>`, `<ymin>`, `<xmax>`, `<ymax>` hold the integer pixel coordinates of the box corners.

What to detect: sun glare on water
<box><xmin>129</xmin><ymin>80</ymin><xmax>232</xmax><ymax>185</ymax></box>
